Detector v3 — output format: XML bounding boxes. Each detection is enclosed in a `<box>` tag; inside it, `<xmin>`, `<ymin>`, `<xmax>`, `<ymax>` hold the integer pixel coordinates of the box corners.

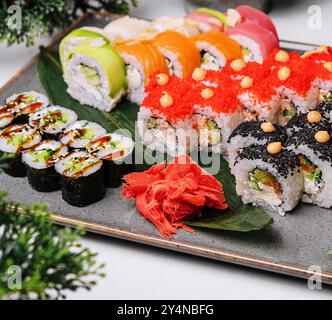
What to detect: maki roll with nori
<box><xmin>60</xmin><ymin>120</ymin><xmax>106</xmax><ymax>149</ymax></box>
<box><xmin>55</xmin><ymin>151</ymin><xmax>106</xmax><ymax>207</ymax></box>
<box><xmin>0</xmin><ymin>124</ymin><xmax>42</xmax><ymax>177</ymax></box>
<box><xmin>86</xmin><ymin>133</ymin><xmax>135</xmax><ymax>188</ymax></box>
<box><xmin>22</xmin><ymin>140</ymin><xmax>68</xmax><ymax>192</ymax></box>
<box><xmin>287</xmin><ymin>124</ymin><xmax>332</xmax><ymax>208</ymax></box>
<box><xmin>5</xmin><ymin>91</ymin><xmax>49</xmax><ymax>124</ymax></box>
<box><xmin>233</xmin><ymin>143</ymin><xmax>303</xmax><ymax>216</ymax></box>
<box><xmin>0</xmin><ymin>106</ymin><xmax>14</xmax><ymax>128</ymax></box>
<box><xmin>29</xmin><ymin>106</ymin><xmax>77</xmax><ymax>140</ymax></box>
<box><xmin>227</xmin><ymin>121</ymin><xmax>287</xmax><ymax>172</ymax></box>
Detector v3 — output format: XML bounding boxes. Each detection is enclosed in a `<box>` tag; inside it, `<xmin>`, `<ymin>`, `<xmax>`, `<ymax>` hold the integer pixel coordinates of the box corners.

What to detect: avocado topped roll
<box><xmin>227</xmin><ymin>121</ymin><xmax>287</xmax><ymax>173</ymax></box>
<box><xmin>22</xmin><ymin>140</ymin><xmax>68</xmax><ymax>192</ymax></box>
<box><xmin>287</xmin><ymin>124</ymin><xmax>332</xmax><ymax>208</ymax></box>
<box><xmin>55</xmin><ymin>151</ymin><xmax>106</xmax><ymax>207</ymax></box>
<box><xmin>86</xmin><ymin>133</ymin><xmax>135</xmax><ymax>188</ymax></box>
<box><xmin>0</xmin><ymin>106</ymin><xmax>15</xmax><ymax>128</ymax></box>
<box><xmin>0</xmin><ymin>124</ymin><xmax>42</xmax><ymax>177</ymax></box>
<box><xmin>64</xmin><ymin>42</ymin><xmax>127</xmax><ymax>112</ymax></box>
<box><xmin>60</xmin><ymin>120</ymin><xmax>107</xmax><ymax>149</ymax></box>
<box><xmin>5</xmin><ymin>91</ymin><xmax>49</xmax><ymax>124</ymax></box>
<box><xmin>233</xmin><ymin>143</ymin><xmax>303</xmax><ymax>216</ymax></box>
<box><xmin>29</xmin><ymin>106</ymin><xmax>78</xmax><ymax>140</ymax></box>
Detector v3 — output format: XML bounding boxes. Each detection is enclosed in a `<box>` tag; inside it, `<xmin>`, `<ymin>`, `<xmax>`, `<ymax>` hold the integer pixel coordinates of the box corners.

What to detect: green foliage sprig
<box><xmin>0</xmin><ymin>192</ymin><xmax>105</xmax><ymax>300</ymax></box>
<box><xmin>0</xmin><ymin>0</ymin><xmax>138</xmax><ymax>46</ymax></box>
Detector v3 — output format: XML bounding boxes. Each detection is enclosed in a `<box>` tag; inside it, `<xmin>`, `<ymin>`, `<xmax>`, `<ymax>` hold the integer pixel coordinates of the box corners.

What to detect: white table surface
<box><xmin>1</xmin><ymin>0</ymin><xmax>332</xmax><ymax>300</ymax></box>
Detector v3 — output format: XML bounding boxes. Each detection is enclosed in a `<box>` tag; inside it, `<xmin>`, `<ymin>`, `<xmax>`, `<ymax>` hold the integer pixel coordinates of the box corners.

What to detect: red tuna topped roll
<box><xmin>226</xmin><ymin>21</ymin><xmax>279</xmax><ymax>64</ymax></box>
<box><xmin>234</xmin><ymin>5</ymin><xmax>278</xmax><ymax>38</ymax></box>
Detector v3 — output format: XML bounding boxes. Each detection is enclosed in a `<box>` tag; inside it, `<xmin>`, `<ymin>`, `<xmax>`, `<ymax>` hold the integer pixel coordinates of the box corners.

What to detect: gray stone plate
<box><xmin>1</xmin><ymin>13</ymin><xmax>332</xmax><ymax>284</ymax></box>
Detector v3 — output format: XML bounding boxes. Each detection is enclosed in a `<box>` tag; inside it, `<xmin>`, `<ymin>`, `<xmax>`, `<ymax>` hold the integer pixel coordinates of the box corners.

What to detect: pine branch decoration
<box><xmin>0</xmin><ymin>192</ymin><xmax>105</xmax><ymax>300</ymax></box>
<box><xmin>0</xmin><ymin>0</ymin><xmax>137</xmax><ymax>46</ymax></box>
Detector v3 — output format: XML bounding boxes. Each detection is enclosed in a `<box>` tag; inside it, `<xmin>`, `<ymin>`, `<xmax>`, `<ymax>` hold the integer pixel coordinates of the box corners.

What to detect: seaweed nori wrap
<box><xmin>5</xmin><ymin>91</ymin><xmax>49</xmax><ymax>124</ymax></box>
<box><xmin>22</xmin><ymin>140</ymin><xmax>68</xmax><ymax>192</ymax></box>
<box><xmin>60</xmin><ymin>120</ymin><xmax>107</xmax><ymax>149</ymax></box>
<box><xmin>0</xmin><ymin>124</ymin><xmax>42</xmax><ymax>177</ymax></box>
<box><xmin>29</xmin><ymin>106</ymin><xmax>77</xmax><ymax>140</ymax></box>
<box><xmin>86</xmin><ymin>133</ymin><xmax>135</xmax><ymax>188</ymax></box>
<box><xmin>55</xmin><ymin>151</ymin><xmax>105</xmax><ymax>207</ymax></box>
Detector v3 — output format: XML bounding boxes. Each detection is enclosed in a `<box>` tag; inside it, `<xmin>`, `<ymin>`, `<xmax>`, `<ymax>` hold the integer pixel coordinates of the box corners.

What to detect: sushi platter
<box><xmin>2</xmin><ymin>8</ymin><xmax>332</xmax><ymax>284</ymax></box>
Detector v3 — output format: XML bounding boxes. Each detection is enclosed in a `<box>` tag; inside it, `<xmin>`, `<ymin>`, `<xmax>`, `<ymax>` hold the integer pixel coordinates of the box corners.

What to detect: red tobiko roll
<box><xmin>142</xmin><ymin>74</ymin><xmax>195</xmax><ymax>124</ymax></box>
<box><xmin>122</xmin><ymin>155</ymin><xmax>228</xmax><ymax>237</ymax></box>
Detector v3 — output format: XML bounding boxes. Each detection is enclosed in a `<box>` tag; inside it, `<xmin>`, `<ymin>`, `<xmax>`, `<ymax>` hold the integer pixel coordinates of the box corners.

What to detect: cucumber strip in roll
<box><xmin>29</xmin><ymin>106</ymin><xmax>77</xmax><ymax>140</ymax></box>
<box><xmin>55</xmin><ymin>151</ymin><xmax>106</xmax><ymax>207</ymax></box>
<box><xmin>22</xmin><ymin>140</ymin><xmax>68</xmax><ymax>192</ymax></box>
<box><xmin>5</xmin><ymin>91</ymin><xmax>49</xmax><ymax>124</ymax></box>
<box><xmin>86</xmin><ymin>133</ymin><xmax>135</xmax><ymax>188</ymax></box>
<box><xmin>0</xmin><ymin>124</ymin><xmax>42</xmax><ymax>177</ymax></box>
<box><xmin>64</xmin><ymin>43</ymin><xmax>127</xmax><ymax>112</ymax></box>
<box><xmin>60</xmin><ymin>120</ymin><xmax>107</xmax><ymax>149</ymax></box>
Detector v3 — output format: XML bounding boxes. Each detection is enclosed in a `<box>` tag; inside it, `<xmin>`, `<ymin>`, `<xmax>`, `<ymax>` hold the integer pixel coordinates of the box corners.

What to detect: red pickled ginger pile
<box><xmin>122</xmin><ymin>155</ymin><xmax>228</xmax><ymax>237</ymax></box>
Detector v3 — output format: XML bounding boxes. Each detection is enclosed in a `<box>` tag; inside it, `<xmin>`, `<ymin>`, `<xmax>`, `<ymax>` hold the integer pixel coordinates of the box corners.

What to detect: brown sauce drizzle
<box><xmin>64</xmin><ymin>128</ymin><xmax>88</xmax><ymax>143</ymax></box>
<box><xmin>1</xmin><ymin>125</ymin><xmax>37</xmax><ymax>152</ymax></box>
<box><xmin>7</xmin><ymin>95</ymin><xmax>43</xmax><ymax>115</ymax></box>
<box><xmin>29</xmin><ymin>141</ymin><xmax>66</xmax><ymax>166</ymax></box>
<box><xmin>32</xmin><ymin>111</ymin><xmax>63</xmax><ymax>129</ymax></box>
<box><xmin>63</xmin><ymin>154</ymin><xmax>100</xmax><ymax>179</ymax></box>
<box><xmin>88</xmin><ymin>136</ymin><xmax>126</xmax><ymax>160</ymax></box>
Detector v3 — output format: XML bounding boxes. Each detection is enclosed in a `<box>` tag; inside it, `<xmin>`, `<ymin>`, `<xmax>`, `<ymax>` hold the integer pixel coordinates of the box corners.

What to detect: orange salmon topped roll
<box><xmin>193</xmin><ymin>30</ymin><xmax>242</xmax><ymax>71</ymax></box>
<box><xmin>116</xmin><ymin>40</ymin><xmax>168</xmax><ymax>104</ymax></box>
<box><xmin>153</xmin><ymin>31</ymin><xmax>201</xmax><ymax>78</ymax></box>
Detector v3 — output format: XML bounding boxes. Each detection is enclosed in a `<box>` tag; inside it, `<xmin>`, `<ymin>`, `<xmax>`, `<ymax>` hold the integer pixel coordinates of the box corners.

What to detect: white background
<box><xmin>1</xmin><ymin>0</ymin><xmax>332</xmax><ymax>299</ymax></box>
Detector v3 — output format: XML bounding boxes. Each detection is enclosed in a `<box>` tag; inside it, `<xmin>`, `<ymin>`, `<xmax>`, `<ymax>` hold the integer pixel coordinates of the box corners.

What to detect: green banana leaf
<box><xmin>37</xmin><ymin>46</ymin><xmax>273</xmax><ymax>232</ymax></box>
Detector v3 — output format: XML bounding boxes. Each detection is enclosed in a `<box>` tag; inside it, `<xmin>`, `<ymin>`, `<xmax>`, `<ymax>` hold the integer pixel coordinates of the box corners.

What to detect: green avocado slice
<box><xmin>70</xmin><ymin>44</ymin><xmax>127</xmax><ymax>98</ymax></box>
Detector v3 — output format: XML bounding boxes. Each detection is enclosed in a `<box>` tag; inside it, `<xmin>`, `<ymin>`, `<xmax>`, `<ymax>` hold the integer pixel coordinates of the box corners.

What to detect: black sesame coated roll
<box><xmin>287</xmin><ymin>124</ymin><xmax>332</xmax><ymax>208</ymax></box>
<box><xmin>227</xmin><ymin>120</ymin><xmax>287</xmax><ymax>173</ymax></box>
<box><xmin>55</xmin><ymin>150</ymin><xmax>106</xmax><ymax>207</ymax></box>
<box><xmin>86</xmin><ymin>133</ymin><xmax>135</xmax><ymax>188</ymax></box>
<box><xmin>22</xmin><ymin>140</ymin><xmax>68</xmax><ymax>192</ymax></box>
<box><xmin>285</xmin><ymin>110</ymin><xmax>330</xmax><ymax>138</ymax></box>
<box><xmin>233</xmin><ymin>143</ymin><xmax>302</xmax><ymax>216</ymax></box>
<box><xmin>316</xmin><ymin>100</ymin><xmax>332</xmax><ymax>122</ymax></box>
